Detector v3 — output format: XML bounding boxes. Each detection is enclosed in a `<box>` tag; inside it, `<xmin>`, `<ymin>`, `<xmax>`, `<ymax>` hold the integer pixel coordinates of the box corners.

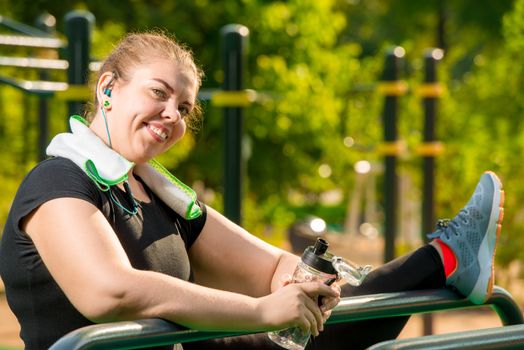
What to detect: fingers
<box><xmin>301</xmin><ymin>281</ymin><xmax>339</xmax><ymax>299</ymax></box>
<box><xmin>272</xmin><ymin>281</ymin><xmax>340</xmax><ymax>337</ymax></box>
<box><xmin>320</xmin><ymin>295</ymin><xmax>340</xmax><ymax>312</ymax></box>
<box><xmin>322</xmin><ymin>309</ymin><xmax>332</xmax><ymax>323</ymax></box>
<box><xmin>320</xmin><ymin>282</ymin><xmax>341</xmax><ymax>311</ymax></box>
<box><xmin>298</xmin><ymin>282</ymin><xmax>339</xmax><ymax>335</ymax></box>
<box><xmin>304</xmin><ymin>295</ymin><xmax>323</xmax><ymax>335</ymax></box>
<box><xmin>332</xmin><ymin>282</ymin><xmax>342</xmax><ymax>294</ymax></box>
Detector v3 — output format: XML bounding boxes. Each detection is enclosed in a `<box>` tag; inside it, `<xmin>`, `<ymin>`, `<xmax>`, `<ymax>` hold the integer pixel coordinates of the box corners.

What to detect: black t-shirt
<box><xmin>0</xmin><ymin>157</ymin><xmax>207</xmax><ymax>350</ymax></box>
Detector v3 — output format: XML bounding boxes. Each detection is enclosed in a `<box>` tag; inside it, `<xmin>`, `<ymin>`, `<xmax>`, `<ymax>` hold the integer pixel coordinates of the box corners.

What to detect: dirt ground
<box><xmin>0</xmin><ymin>233</ymin><xmax>520</xmax><ymax>348</ymax></box>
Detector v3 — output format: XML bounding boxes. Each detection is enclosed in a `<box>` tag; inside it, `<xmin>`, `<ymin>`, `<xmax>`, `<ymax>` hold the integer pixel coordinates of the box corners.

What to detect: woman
<box><xmin>0</xmin><ymin>32</ymin><xmax>504</xmax><ymax>350</ymax></box>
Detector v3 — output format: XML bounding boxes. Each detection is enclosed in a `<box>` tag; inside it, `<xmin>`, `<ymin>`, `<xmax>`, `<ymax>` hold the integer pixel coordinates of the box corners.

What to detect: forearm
<box><xmin>92</xmin><ymin>265</ymin><xmax>338</xmax><ymax>338</ymax></box>
<box><xmin>98</xmin><ymin>268</ymin><xmax>268</xmax><ymax>332</ymax></box>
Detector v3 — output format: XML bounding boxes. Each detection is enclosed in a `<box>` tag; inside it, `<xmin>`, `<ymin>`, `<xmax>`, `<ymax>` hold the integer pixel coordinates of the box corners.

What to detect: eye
<box><xmin>178</xmin><ymin>105</ymin><xmax>191</xmax><ymax>118</ymax></box>
<box><xmin>152</xmin><ymin>88</ymin><xmax>167</xmax><ymax>100</ymax></box>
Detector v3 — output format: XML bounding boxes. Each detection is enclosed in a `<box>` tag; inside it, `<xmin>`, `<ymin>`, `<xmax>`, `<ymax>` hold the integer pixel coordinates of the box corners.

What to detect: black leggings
<box><xmin>184</xmin><ymin>245</ymin><xmax>445</xmax><ymax>350</ymax></box>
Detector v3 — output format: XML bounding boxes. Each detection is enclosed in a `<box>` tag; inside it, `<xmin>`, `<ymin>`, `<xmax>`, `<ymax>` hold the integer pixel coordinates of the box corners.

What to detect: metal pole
<box><xmin>64</xmin><ymin>10</ymin><xmax>94</xmax><ymax>120</ymax></box>
<box><xmin>421</xmin><ymin>49</ymin><xmax>444</xmax><ymax>242</ymax></box>
<box><xmin>221</xmin><ymin>24</ymin><xmax>249</xmax><ymax>225</ymax></box>
<box><xmin>35</xmin><ymin>12</ymin><xmax>56</xmax><ymax>161</ymax></box>
<box><xmin>421</xmin><ymin>48</ymin><xmax>444</xmax><ymax>336</ymax></box>
<box><xmin>381</xmin><ymin>47</ymin><xmax>404</xmax><ymax>263</ymax></box>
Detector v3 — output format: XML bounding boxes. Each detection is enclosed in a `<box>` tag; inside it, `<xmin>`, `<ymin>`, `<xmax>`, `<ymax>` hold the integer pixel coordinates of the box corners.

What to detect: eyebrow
<box><xmin>152</xmin><ymin>78</ymin><xmax>174</xmax><ymax>93</ymax></box>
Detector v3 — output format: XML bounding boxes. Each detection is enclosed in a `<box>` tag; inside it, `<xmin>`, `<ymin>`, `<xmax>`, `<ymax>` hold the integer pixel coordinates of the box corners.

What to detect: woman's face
<box><xmin>104</xmin><ymin>58</ymin><xmax>198</xmax><ymax>163</ymax></box>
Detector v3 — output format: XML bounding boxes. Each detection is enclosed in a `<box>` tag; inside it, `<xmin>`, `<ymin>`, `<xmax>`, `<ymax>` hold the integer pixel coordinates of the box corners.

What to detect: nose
<box><xmin>162</xmin><ymin>101</ymin><xmax>182</xmax><ymax>124</ymax></box>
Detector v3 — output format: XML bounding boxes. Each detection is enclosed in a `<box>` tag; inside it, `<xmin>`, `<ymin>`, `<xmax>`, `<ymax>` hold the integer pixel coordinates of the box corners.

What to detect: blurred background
<box><xmin>2</xmin><ymin>0</ymin><xmax>524</xmax><ymax>346</ymax></box>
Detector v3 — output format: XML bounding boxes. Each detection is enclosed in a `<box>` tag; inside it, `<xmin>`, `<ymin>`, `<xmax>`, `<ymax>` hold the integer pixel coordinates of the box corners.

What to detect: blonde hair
<box><xmin>86</xmin><ymin>31</ymin><xmax>204</xmax><ymax>131</ymax></box>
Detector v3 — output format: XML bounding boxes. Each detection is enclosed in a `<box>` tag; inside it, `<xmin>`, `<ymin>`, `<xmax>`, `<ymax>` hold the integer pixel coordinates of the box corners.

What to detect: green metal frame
<box><xmin>368</xmin><ymin>324</ymin><xmax>524</xmax><ymax>350</ymax></box>
<box><xmin>0</xmin><ymin>75</ymin><xmax>67</xmax><ymax>96</ymax></box>
<box><xmin>48</xmin><ymin>286</ymin><xmax>522</xmax><ymax>350</ymax></box>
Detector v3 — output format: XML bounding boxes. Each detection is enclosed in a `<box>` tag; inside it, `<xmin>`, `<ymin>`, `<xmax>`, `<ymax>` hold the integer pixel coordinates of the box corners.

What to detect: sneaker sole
<box><xmin>468</xmin><ymin>171</ymin><xmax>504</xmax><ymax>304</ymax></box>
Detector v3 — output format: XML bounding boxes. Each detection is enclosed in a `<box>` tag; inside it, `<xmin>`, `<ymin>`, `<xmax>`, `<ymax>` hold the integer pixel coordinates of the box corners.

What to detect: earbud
<box><xmin>104</xmin><ymin>88</ymin><xmax>112</xmax><ymax>97</ymax></box>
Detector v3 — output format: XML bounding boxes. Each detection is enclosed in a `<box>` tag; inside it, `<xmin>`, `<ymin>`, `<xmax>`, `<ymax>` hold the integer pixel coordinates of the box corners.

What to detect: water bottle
<box><xmin>267</xmin><ymin>238</ymin><xmax>372</xmax><ymax>350</ymax></box>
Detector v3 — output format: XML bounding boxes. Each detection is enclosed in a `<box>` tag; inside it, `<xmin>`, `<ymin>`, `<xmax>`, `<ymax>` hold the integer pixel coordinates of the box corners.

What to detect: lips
<box><xmin>146</xmin><ymin>123</ymin><xmax>169</xmax><ymax>142</ymax></box>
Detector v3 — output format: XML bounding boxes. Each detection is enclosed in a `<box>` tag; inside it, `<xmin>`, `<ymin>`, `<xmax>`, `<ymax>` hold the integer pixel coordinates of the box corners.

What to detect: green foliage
<box><xmin>3</xmin><ymin>0</ymin><xmax>524</xmax><ymax>267</ymax></box>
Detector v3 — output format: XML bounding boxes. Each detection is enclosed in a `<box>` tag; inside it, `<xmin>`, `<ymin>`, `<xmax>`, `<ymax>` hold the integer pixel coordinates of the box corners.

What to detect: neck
<box><xmin>89</xmin><ymin>111</ymin><xmax>113</xmax><ymax>149</ymax></box>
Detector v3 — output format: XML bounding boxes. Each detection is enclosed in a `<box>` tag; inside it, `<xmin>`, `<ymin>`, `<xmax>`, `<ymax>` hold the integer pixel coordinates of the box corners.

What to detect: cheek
<box><xmin>168</xmin><ymin>122</ymin><xmax>187</xmax><ymax>145</ymax></box>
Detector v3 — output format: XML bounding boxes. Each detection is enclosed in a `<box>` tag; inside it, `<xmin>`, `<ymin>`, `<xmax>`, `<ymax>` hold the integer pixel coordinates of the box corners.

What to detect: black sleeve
<box><xmin>177</xmin><ymin>201</ymin><xmax>207</xmax><ymax>249</ymax></box>
<box><xmin>11</xmin><ymin>157</ymin><xmax>103</xmax><ymax>231</ymax></box>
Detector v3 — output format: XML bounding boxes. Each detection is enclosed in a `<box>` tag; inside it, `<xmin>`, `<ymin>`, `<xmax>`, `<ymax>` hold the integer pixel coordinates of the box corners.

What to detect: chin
<box><xmin>139</xmin><ymin>152</ymin><xmax>163</xmax><ymax>164</ymax></box>
<box><xmin>123</xmin><ymin>146</ymin><xmax>163</xmax><ymax>164</ymax></box>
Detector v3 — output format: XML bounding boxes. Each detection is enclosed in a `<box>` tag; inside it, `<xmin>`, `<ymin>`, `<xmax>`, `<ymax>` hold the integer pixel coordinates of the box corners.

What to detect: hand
<box><xmin>278</xmin><ymin>274</ymin><xmax>341</xmax><ymax>325</ymax></box>
<box><xmin>257</xmin><ymin>281</ymin><xmax>340</xmax><ymax>336</ymax></box>
<box><xmin>318</xmin><ymin>282</ymin><xmax>341</xmax><ymax>323</ymax></box>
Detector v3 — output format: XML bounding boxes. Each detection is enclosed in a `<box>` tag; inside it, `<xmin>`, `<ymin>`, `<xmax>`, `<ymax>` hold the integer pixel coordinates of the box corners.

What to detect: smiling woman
<box><xmin>87</xmin><ymin>33</ymin><xmax>202</xmax><ymax>165</ymax></box>
<box><xmin>0</xmin><ymin>31</ymin><xmax>507</xmax><ymax>350</ymax></box>
<box><xmin>90</xmin><ymin>60</ymin><xmax>196</xmax><ymax>164</ymax></box>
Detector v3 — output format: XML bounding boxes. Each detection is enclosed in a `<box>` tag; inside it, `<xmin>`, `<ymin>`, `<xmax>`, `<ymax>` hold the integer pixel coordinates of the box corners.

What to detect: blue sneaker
<box><xmin>428</xmin><ymin>171</ymin><xmax>504</xmax><ymax>304</ymax></box>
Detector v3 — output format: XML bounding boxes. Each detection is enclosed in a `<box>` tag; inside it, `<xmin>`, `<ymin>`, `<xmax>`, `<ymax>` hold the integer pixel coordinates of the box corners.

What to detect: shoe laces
<box><xmin>427</xmin><ymin>209</ymin><xmax>470</xmax><ymax>240</ymax></box>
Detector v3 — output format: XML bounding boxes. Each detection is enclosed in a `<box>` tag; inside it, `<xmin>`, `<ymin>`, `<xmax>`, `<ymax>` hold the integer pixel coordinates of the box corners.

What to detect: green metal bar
<box><xmin>368</xmin><ymin>324</ymin><xmax>524</xmax><ymax>350</ymax></box>
<box><xmin>0</xmin><ymin>76</ymin><xmax>94</xmax><ymax>101</ymax></box>
<box><xmin>35</xmin><ymin>12</ymin><xmax>56</xmax><ymax>161</ymax></box>
<box><xmin>380</xmin><ymin>47</ymin><xmax>405</xmax><ymax>263</ymax></box>
<box><xmin>0</xmin><ymin>75</ymin><xmax>66</xmax><ymax>95</ymax></box>
<box><xmin>421</xmin><ymin>49</ymin><xmax>444</xmax><ymax>242</ymax></box>
<box><xmin>0</xmin><ymin>56</ymin><xmax>68</xmax><ymax>70</ymax></box>
<box><xmin>0</xmin><ymin>15</ymin><xmax>55</xmax><ymax>37</ymax></box>
<box><xmin>0</xmin><ymin>75</ymin><xmax>67</xmax><ymax>96</ymax></box>
<box><xmin>49</xmin><ymin>286</ymin><xmax>523</xmax><ymax>350</ymax></box>
<box><xmin>0</xmin><ymin>34</ymin><xmax>63</xmax><ymax>48</ymax></box>
<box><xmin>64</xmin><ymin>10</ymin><xmax>94</xmax><ymax>117</ymax></box>
<box><xmin>327</xmin><ymin>286</ymin><xmax>523</xmax><ymax>326</ymax></box>
<box><xmin>221</xmin><ymin>24</ymin><xmax>249</xmax><ymax>225</ymax></box>
<box><xmin>420</xmin><ymin>48</ymin><xmax>444</xmax><ymax>336</ymax></box>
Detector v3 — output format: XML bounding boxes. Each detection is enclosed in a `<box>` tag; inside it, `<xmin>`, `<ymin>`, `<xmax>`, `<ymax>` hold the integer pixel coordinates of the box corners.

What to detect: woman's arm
<box><xmin>189</xmin><ymin>206</ymin><xmax>300</xmax><ymax>296</ymax></box>
<box><xmin>24</xmin><ymin>198</ymin><xmax>337</xmax><ymax>335</ymax></box>
<box><xmin>189</xmin><ymin>206</ymin><xmax>341</xmax><ymax>324</ymax></box>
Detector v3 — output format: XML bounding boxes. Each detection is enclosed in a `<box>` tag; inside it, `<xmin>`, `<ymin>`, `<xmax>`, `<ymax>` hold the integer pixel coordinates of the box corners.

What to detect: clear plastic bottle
<box><xmin>267</xmin><ymin>238</ymin><xmax>339</xmax><ymax>350</ymax></box>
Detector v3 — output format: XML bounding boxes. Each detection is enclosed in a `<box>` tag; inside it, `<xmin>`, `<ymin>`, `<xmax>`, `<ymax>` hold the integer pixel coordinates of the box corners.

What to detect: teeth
<box><xmin>150</xmin><ymin>125</ymin><xmax>168</xmax><ymax>140</ymax></box>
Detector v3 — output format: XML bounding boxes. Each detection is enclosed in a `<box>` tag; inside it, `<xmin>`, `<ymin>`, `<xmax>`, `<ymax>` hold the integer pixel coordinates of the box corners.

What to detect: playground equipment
<box><xmin>220</xmin><ymin>24</ymin><xmax>249</xmax><ymax>225</ymax></box>
<box><xmin>0</xmin><ymin>11</ymin><xmax>94</xmax><ymax>161</ymax></box>
<box><xmin>0</xmin><ymin>14</ymin><xmax>253</xmax><ymax>226</ymax></box>
<box><xmin>378</xmin><ymin>46</ymin><xmax>406</xmax><ymax>264</ymax></box>
<box><xmin>343</xmin><ymin>160</ymin><xmax>381</xmax><ymax>238</ymax></box>
<box><xmin>375</xmin><ymin>46</ymin><xmax>444</xmax><ymax>264</ymax></box>
<box><xmin>48</xmin><ymin>285</ymin><xmax>522</xmax><ymax>349</ymax></box>
<box><xmin>374</xmin><ymin>46</ymin><xmax>445</xmax><ymax>335</ymax></box>
<box><xmin>1</xmin><ymin>13</ymin><xmax>444</xmax><ymax>241</ymax></box>
<box><xmin>369</xmin><ymin>324</ymin><xmax>524</xmax><ymax>349</ymax></box>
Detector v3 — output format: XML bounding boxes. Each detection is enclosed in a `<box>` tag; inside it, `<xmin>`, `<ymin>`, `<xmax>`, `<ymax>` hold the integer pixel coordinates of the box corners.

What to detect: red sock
<box><xmin>435</xmin><ymin>238</ymin><xmax>457</xmax><ymax>278</ymax></box>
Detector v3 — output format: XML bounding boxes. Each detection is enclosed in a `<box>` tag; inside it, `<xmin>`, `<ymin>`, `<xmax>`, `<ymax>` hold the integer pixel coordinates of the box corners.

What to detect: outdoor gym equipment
<box><xmin>49</xmin><ymin>286</ymin><xmax>522</xmax><ymax>349</ymax></box>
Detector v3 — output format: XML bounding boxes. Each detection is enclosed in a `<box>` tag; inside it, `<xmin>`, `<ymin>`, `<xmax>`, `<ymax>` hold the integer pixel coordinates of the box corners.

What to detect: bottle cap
<box><xmin>301</xmin><ymin>238</ymin><xmax>337</xmax><ymax>275</ymax></box>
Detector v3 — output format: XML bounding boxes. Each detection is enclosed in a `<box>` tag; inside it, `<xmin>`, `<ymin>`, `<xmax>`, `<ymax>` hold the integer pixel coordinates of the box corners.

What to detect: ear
<box><xmin>96</xmin><ymin>72</ymin><xmax>115</xmax><ymax>107</ymax></box>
